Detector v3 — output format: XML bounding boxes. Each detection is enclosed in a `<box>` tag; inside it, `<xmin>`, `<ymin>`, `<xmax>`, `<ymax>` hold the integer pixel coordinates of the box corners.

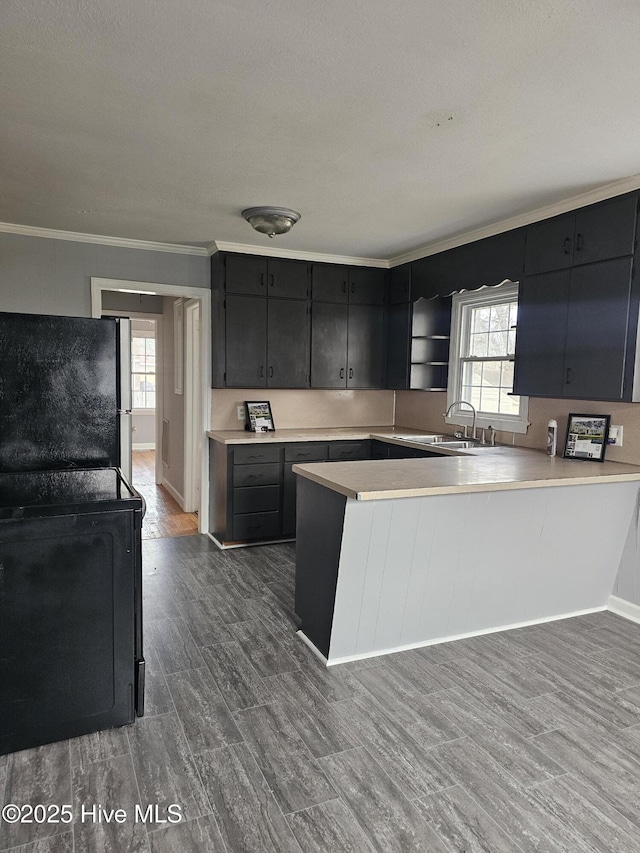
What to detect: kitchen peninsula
<box><xmin>293</xmin><ymin>445</ymin><xmax>640</xmax><ymax>665</ymax></box>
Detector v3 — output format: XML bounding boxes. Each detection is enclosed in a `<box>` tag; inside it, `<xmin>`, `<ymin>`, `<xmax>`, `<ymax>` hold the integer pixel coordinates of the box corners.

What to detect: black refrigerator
<box><xmin>0</xmin><ymin>311</ymin><xmax>145</xmax><ymax>756</ymax></box>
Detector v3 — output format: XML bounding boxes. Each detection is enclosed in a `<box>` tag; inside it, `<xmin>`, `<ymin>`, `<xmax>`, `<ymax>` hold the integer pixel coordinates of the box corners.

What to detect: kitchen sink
<box><xmin>394</xmin><ymin>435</ymin><xmax>491</xmax><ymax>449</ymax></box>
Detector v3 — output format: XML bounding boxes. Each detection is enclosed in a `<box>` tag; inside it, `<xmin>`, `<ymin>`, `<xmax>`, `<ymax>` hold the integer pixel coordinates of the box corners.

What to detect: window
<box><xmin>446</xmin><ymin>282</ymin><xmax>529</xmax><ymax>434</ymax></box>
<box><xmin>131</xmin><ymin>322</ymin><xmax>156</xmax><ymax>409</ymax></box>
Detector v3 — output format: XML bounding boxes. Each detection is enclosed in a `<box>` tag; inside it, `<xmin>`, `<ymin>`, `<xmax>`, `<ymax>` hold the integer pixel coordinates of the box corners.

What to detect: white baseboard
<box><xmin>133</xmin><ymin>442</ymin><xmax>155</xmax><ymax>451</ymax></box>
<box><xmin>161</xmin><ymin>477</ymin><xmax>185</xmax><ymax>510</ymax></box>
<box><xmin>323</xmin><ymin>605</ymin><xmax>609</xmax><ymax>666</ymax></box>
<box><xmin>608</xmin><ymin>595</ymin><xmax>640</xmax><ymax>625</ymax></box>
<box><xmin>296</xmin><ymin>631</ymin><xmax>329</xmax><ymax>665</ymax></box>
<box><xmin>207</xmin><ymin>532</ymin><xmax>295</xmax><ymax>550</ymax></box>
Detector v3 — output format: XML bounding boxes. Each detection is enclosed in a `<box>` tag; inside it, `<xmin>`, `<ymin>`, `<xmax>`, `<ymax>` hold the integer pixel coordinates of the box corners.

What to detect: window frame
<box><xmin>131</xmin><ymin>327</ymin><xmax>157</xmax><ymax>412</ymax></box>
<box><xmin>446</xmin><ymin>282</ymin><xmax>529</xmax><ymax>435</ymax></box>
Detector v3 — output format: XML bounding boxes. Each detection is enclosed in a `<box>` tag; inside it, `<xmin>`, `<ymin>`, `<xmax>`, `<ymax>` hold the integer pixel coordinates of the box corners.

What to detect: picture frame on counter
<box><xmin>563</xmin><ymin>413</ymin><xmax>611</xmax><ymax>462</ymax></box>
<box><xmin>245</xmin><ymin>400</ymin><xmax>275</xmax><ymax>432</ymax></box>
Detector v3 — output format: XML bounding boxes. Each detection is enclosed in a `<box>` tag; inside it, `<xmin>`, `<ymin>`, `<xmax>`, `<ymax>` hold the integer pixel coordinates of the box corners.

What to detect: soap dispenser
<box><xmin>547</xmin><ymin>419</ymin><xmax>558</xmax><ymax>457</ymax></box>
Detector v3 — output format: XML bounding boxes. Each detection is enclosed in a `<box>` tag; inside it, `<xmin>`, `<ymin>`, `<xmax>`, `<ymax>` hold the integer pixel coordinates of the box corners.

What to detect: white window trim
<box><xmin>446</xmin><ymin>281</ymin><xmax>529</xmax><ymax>435</ymax></box>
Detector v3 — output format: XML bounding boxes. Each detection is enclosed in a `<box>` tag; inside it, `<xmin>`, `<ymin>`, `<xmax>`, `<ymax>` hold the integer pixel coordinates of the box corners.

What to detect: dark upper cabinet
<box><xmin>514</xmin><ymin>257</ymin><xmax>635</xmax><ymax>401</ymax></box>
<box><xmin>524</xmin><ymin>194</ymin><xmax>638</xmax><ymax>276</ymax></box>
<box><xmin>311</xmin><ymin>264</ymin><xmax>386</xmax><ymax>304</ymax></box>
<box><xmin>225</xmin><ymin>294</ymin><xmax>267</xmax><ymax>387</ymax></box>
<box><xmin>573</xmin><ymin>196</ymin><xmax>637</xmax><ymax>266</ymax></box>
<box><xmin>347</xmin><ymin>304</ymin><xmax>385</xmax><ymax>388</ymax></box>
<box><xmin>523</xmin><ymin>215</ymin><xmax>575</xmax><ymax>277</ymax></box>
<box><xmin>266</xmin><ymin>259</ymin><xmax>309</xmax><ymax>299</ymax></box>
<box><xmin>513</xmin><ymin>270</ymin><xmax>571</xmax><ymax>398</ymax></box>
<box><xmin>267</xmin><ymin>299</ymin><xmax>309</xmax><ymax>387</ymax></box>
<box><xmin>225</xmin><ymin>254</ymin><xmax>267</xmax><ymax>295</ymax></box>
<box><xmin>563</xmin><ymin>258</ymin><xmax>633</xmax><ymax>400</ymax></box>
<box><xmin>389</xmin><ymin>264</ymin><xmax>411</xmax><ymax>303</ymax></box>
<box><xmin>411</xmin><ymin>229</ymin><xmax>526</xmax><ymax>299</ymax></box>
<box><xmin>312</xmin><ymin>264</ymin><xmax>349</xmax><ymax>302</ymax></box>
<box><xmin>225</xmin><ymin>255</ymin><xmax>309</xmax><ymax>299</ymax></box>
<box><xmin>310</xmin><ymin>302</ymin><xmax>349</xmax><ymax>387</ymax></box>
<box><xmin>348</xmin><ymin>268</ymin><xmax>387</xmax><ymax>305</ymax></box>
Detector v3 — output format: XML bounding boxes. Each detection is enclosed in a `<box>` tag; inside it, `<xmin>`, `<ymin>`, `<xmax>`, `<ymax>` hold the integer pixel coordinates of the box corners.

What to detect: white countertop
<box><xmin>292</xmin><ymin>445</ymin><xmax>640</xmax><ymax>500</ymax></box>
<box><xmin>207</xmin><ymin>426</ymin><xmax>410</xmax><ymax>444</ymax></box>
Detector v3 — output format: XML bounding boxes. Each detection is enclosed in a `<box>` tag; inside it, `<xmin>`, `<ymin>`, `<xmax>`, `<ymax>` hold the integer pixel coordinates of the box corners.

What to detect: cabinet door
<box><xmin>347</xmin><ymin>304</ymin><xmax>385</xmax><ymax>388</ymax></box>
<box><xmin>267</xmin><ymin>259</ymin><xmax>309</xmax><ymax>299</ymax></box>
<box><xmin>386</xmin><ymin>301</ymin><xmax>411</xmax><ymax>389</ymax></box>
<box><xmin>573</xmin><ymin>195</ymin><xmax>637</xmax><ymax>266</ymax></box>
<box><xmin>348</xmin><ymin>268</ymin><xmax>386</xmax><ymax>305</ymax></box>
<box><xmin>564</xmin><ymin>257</ymin><xmax>633</xmax><ymax>400</ymax></box>
<box><xmin>512</xmin><ymin>271</ymin><xmax>570</xmax><ymax>398</ymax></box>
<box><xmin>524</xmin><ymin>214</ymin><xmax>575</xmax><ymax>276</ymax></box>
<box><xmin>310</xmin><ymin>302</ymin><xmax>348</xmax><ymax>387</ymax></box>
<box><xmin>282</xmin><ymin>462</ymin><xmax>296</xmax><ymax>536</ymax></box>
<box><xmin>267</xmin><ymin>299</ymin><xmax>309</xmax><ymax>387</ymax></box>
<box><xmin>389</xmin><ymin>264</ymin><xmax>411</xmax><ymax>304</ymax></box>
<box><xmin>225</xmin><ymin>254</ymin><xmax>267</xmax><ymax>295</ymax></box>
<box><xmin>225</xmin><ymin>294</ymin><xmax>267</xmax><ymax>387</ymax></box>
<box><xmin>311</xmin><ymin>264</ymin><xmax>349</xmax><ymax>302</ymax></box>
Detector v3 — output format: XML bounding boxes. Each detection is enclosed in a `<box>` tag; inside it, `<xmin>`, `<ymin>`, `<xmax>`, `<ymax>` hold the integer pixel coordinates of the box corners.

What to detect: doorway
<box><xmin>92</xmin><ymin>278</ymin><xmax>211</xmax><ymax>538</ymax></box>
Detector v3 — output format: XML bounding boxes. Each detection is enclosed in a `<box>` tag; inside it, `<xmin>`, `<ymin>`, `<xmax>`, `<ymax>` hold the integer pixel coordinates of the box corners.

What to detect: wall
<box><xmin>211</xmin><ymin>389</ymin><xmax>395</xmax><ymax>431</ymax></box>
<box><xmin>0</xmin><ymin>232</ymin><xmax>209</xmax><ymax>317</ymax></box>
<box><xmin>102</xmin><ymin>291</ymin><xmax>164</xmax><ymax>314</ymax></box>
<box><xmin>161</xmin><ymin>297</ymin><xmax>185</xmax><ymax>501</ymax></box>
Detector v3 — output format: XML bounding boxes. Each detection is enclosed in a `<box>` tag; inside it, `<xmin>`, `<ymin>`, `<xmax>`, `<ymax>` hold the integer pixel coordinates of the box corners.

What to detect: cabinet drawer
<box><xmin>232</xmin><ymin>511</ymin><xmax>281</xmax><ymax>541</ymax></box>
<box><xmin>233</xmin><ymin>463</ymin><xmax>280</xmax><ymax>487</ymax></box>
<box><xmin>233</xmin><ymin>485</ymin><xmax>280</xmax><ymax>515</ymax></box>
<box><xmin>233</xmin><ymin>445</ymin><xmax>281</xmax><ymax>465</ymax></box>
<box><xmin>328</xmin><ymin>441</ymin><xmax>370</xmax><ymax>460</ymax></box>
<box><xmin>284</xmin><ymin>443</ymin><xmax>328</xmax><ymax>462</ymax></box>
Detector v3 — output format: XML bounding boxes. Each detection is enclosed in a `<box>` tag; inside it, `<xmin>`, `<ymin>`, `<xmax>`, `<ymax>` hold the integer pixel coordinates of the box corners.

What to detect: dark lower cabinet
<box><xmin>210</xmin><ymin>438</ymin><xmax>373</xmax><ymax>544</ymax></box>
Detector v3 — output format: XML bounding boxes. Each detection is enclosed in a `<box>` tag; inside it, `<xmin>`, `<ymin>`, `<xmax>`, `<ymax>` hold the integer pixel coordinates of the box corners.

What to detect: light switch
<box><xmin>237</xmin><ymin>405</ymin><xmax>246</xmax><ymax>422</ymax></box>
<box><xmin>608</xmin><ymin>425</ymin><xmax>623</xmax><ymax>446</ymax></box>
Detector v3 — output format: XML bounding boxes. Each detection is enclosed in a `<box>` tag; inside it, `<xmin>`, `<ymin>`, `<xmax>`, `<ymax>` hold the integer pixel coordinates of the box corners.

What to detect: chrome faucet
<box><xmin>443</xmin><ymin>400</ymin><xmax>477</xmax><ymax>440</ymax></box>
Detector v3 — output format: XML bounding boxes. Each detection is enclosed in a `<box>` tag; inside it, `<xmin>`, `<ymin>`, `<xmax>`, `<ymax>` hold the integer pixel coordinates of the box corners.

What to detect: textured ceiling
<box><xmin>2</xmin><ymin>0</ymin><xmax>640</xmax><ymax>259</ymax></box>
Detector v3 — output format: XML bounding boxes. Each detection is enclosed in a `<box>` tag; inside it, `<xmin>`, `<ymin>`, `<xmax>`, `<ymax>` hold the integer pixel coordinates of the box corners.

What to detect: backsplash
<box><xmin>211</xmin><ymin>389</ymin><xmax>395</xmax><ymax>431</ymax></box>
<box><xmin>395</xmin><ymin>390</ymin><xmax>640</xmax><ymax>466</ymax></box>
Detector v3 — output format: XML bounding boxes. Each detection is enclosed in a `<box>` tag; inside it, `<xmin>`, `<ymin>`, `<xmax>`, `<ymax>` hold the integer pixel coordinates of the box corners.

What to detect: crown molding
<box><xmin>210</xmin><ymin>240</ymin><xmax>389</xmax><ymax>267</ymax></box>
<box><xmin>0</xmin><ymin>222</ymin><xmax>209</xmax><ymax>256</ymax></box>
<box><xmin>387</xmin><ymin>172</ymin><xmax>640</xmax><ymax>267</ymax></box>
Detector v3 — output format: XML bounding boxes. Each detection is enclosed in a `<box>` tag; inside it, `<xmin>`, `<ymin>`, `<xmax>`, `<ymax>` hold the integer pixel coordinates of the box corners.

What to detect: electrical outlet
<box><xmin>237</xmin><ymin>405</ymin><xmax>246</xmax><ymax>422</ymax></box>
<box><xmin>608</xmin><ymin>425</ymin><xmax>623</xmax><ymax>446</ymax></box>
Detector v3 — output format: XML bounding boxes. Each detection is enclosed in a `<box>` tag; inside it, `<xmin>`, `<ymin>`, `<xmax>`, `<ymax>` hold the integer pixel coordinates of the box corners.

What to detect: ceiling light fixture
<box><xmin>242</xmin><ymin>206</ymin><xmax>301</xmax><ymax>238</ymax></box>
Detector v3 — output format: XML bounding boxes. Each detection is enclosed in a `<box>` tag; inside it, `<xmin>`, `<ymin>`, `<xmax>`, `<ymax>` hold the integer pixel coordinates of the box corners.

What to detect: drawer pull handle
<box><xmin>576</xmin><ymin>233</ymin><xmax>584</xmax><ymax>252</ymax></box>
<box><xmin>563</xmin><ymin>237</ymin><xmax>572</xmax><ymax>255</ymax></box>
<box><xmin>339</xmin><ymin>368</ymin><xmax>345</xmax><ymax>379</ymax></box>
<box><xmin>348</xmin><ymin>368</ymin><xmax>354</xmax><ymax>379</ymax></box>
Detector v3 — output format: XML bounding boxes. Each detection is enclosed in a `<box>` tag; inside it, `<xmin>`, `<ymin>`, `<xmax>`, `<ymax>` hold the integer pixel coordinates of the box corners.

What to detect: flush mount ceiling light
<box><xmin>242</xmin><ymin>206</ymin><xmax>301</xmax><ymax>238</ymax></box>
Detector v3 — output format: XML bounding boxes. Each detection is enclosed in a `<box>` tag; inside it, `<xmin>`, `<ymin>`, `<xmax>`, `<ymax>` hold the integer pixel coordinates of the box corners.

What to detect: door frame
<box><xmin>184</xmin><ymin>299</ymin><xmax>201</xmax><ymax>513</ymax></box>
<box><xmin>91</xmin><ymin>278</ymin><xmax>211</xmax><ymax>534</ymax></box>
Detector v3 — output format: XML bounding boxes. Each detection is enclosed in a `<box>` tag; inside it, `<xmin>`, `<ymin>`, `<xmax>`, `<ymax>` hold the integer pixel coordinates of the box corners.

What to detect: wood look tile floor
<box><xmin>132</xmin><ymin>451</ymin><xmax>198</xmax><ymax>540</ymax></box>
<box><xmin>3</xmin><ymin>534</ymin><xmax>640</xmax><ymax>851</ymax></box>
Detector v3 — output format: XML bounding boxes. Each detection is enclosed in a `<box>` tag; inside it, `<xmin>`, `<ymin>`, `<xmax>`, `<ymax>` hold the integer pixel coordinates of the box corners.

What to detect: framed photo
<box><xmin>245</xmin><ymin>400</ymin><xmax>275</xmax><ymax>432</ymax></box>
<box><xmin>563</xmin><ymin>413</ymin><xmax>611</xmax><ymax>462</ymax></box>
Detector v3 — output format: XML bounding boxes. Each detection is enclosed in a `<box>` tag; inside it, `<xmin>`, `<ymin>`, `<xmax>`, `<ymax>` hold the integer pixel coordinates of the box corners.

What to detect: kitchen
<box><xmin>4</xmin><ymin>2</ymin><xmax>640</xmax><ymax>851</ymax></box>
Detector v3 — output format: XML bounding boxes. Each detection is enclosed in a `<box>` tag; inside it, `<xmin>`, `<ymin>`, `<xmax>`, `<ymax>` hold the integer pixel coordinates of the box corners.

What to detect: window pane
<box><xmin>133</xmin><ymin>390</ymin><xmax>144</xmax><ymax>408</ymax></box>
<box><xmin>471</xmin><ymin>306</ymin><xmax>491</xmax><ymax>333</ymax></box>
<box><xmin>470</xmin><ymin>333</ymin><xmax>489</xmax><ymax>357</ymax></box>
<box><xmin>487</xmin><ymin>331</ymin><xmax>508</xmax><ymax>357</ymax></box>
<box><xmin>489</xmin><ymin>303</ymin><xmax>510</xmax><ymax>332</ymax></box>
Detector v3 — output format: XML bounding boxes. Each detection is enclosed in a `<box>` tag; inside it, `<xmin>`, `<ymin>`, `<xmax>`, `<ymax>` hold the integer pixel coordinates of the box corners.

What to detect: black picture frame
<box><xmin>562</xmin><ymin>413</ymin><xmax>611</xmax><ymax>462</ymax></box>
<box><xmin>245</xmin><ymin>400</ymin><xmax>275</xmax><ymax>432</ymax></box>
